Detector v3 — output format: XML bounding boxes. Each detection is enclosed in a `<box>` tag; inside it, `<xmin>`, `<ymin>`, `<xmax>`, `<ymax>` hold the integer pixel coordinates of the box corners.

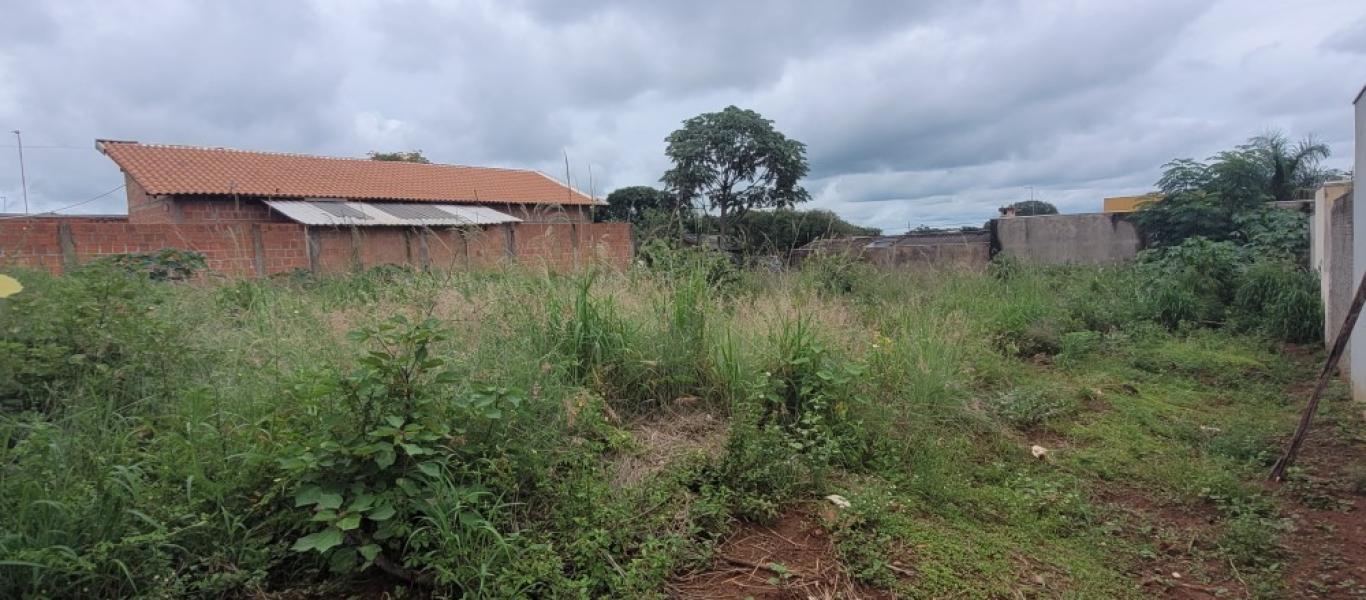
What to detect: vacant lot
<box><xmin>1</xmin><ymin>255</ymin><xmax>1362</xmax><ymax>599</ymax></box>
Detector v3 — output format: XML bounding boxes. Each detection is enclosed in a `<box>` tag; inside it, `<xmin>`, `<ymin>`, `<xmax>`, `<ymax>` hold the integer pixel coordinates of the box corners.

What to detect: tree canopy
<box><xmin>693</xmin><ymin>208</ymin><xmax>879</xmax><ymax>257</ymax></box>
<box><xmin>1008</xmin><ymin>200</ymin><xmax>1058</xmax><ymax>216</ymax></box>
<box><xmin>599</xmin><ymin>186</ymin><xmax>680</xmax><ymax>224</ymax></box>
<box><xmin>368</xmin><ymin>150</ymin><xmax>431</xmax><ymax>164</ymax></box>
<box><xmin>662</xmin><ymin>106</ymin><xmax>810</xmax><ymax>239</ymax></box>
<box><xmin>1133</xmin><ymin>131</ymin><xmax>1335</xmax><ymax>259</ymax></box>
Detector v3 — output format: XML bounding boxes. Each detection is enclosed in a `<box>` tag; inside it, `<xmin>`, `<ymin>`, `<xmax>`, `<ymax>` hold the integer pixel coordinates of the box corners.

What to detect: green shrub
<box><xmin>0</xmin><ymin>265</ymin><xmax>184</xmax><ymax>414</ymax></box>
<box><xmin>798</xmin><ymin>251</ymin><xmax>874</xmax><ymax>296</ymax></box>
<box><xmin>1135</xmin><ymin>237</ymin><xmax>1322</xmax><ymax>343</ymax></box>
<box><xmin>986</xmin><ymin>387</ymin><xmax>1079</xmax><ymax>429</ymax></box>
<box><xmin>95</xmin><ymin>248</ymin><xmax>207</xmax><ymax>281</ymax></box>
<box><xmin>1137</xmin><ymin>237</ymin><xmax>1243</xmax><ymax>328</ymax></box>
<box><xmin>277</xmin><ymin>315</ymin><xmax>524</xmax><ymax>590</ymax></box>
<box><xmin>1232</xmin><ymin>259</ymin><xmax>1321</xmax><ymax>343</ymax></box>
<box><xmin>1218</xmin><ymin>512</ymin><xmax>1284</xmax><ymax>568</ymax></box>
<box><xmin>638</xmin><ymin>239</ymin><xmax>739</xmax><ymax>290</ymax></box>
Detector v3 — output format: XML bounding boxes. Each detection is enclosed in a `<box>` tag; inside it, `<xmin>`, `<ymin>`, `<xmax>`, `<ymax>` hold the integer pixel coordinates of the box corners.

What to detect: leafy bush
<box><xmin>278</xmin><ymin>315</ymin><xmax>524</xmax><ymax>589</ymax></box>
<box><xmin>1218</xmin><ymin>512</ymin><xmax>1284</xmax><ymax>568</ymax></box>
<box><xmin>1135</xmin><ymin>236</ymin><xmax>1322</xmax><ymax>343</ymax></box>
<box><xmin>1232</xmin><ymin>259</ymin><xmax>1321</xmax><ymax>343</ymax></box>
<box><xmin>637</xmin><ymin>239</ymin><xmax>740</xmax><ymax>290</ymax></box>
<box><xmin>95</xmin><ymin>248</ymin><xmax>207</xmax><ymax>281</ymax></box>
<box><xmin>713</xmin><ymin>319</ymin><xmax>870</xmax><ymax>519</ymax></box>
<box><xmin>1137</xmin><ymin>237</ymin><xmax>1243</xmax><ymax>328</ymax></box>
<box><xmin>799</xmin><ymin>251</ymin><xmax>874</xmax><ymax>296</ymax></box>
<box><xmin>0</xmin><ymin>265</ymin><xmax>183</xmax><ymax>413</ymax></box>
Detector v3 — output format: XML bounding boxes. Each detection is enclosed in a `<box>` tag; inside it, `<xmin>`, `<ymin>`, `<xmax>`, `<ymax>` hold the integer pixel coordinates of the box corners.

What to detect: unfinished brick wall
<box><xmin>126</xmin><ymin>180</ymin><xmax>288</xmax><ymax>226</ymax></box>
<box><xmin>0</xmin><ymin>217</ymin><xmax>309</xmax><ymax>276</ymax></box>
<box><xmin>0</xmin><ymin>218</ymin><xmax>631</xmax><ymax>277</ymax></box>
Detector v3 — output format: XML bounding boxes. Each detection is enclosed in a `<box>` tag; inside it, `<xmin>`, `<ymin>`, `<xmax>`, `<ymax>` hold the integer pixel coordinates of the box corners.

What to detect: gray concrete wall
<box><xmin>797</xmin><ymin>231</ymin><xmax>990</xmax><ymax>270</ymax></box>
<box><xmin>993</xmin><ymin>213</ymin><xmax>1142</xmax><ymax>265</ymax></box>
<box><xmin>1351</xmin><ymin>85</ymin><xmax>1366</xmax><ymax>402</ymax></box>
<box><xmin>1311</xmin><ymin>183</ymin><xmax>1354</xmax><ymax>369</ymax></box>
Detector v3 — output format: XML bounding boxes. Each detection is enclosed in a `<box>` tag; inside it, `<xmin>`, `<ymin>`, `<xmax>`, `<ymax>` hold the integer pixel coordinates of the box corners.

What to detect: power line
<box><xmin>0</xmin><ymin>184</ymin><xmax>126</xmax><ymax>220</ymax></box>
<box><xmin>0</xmin><ymin>144</ymin><xmax>88</xmax><ymax>150</ymax></box>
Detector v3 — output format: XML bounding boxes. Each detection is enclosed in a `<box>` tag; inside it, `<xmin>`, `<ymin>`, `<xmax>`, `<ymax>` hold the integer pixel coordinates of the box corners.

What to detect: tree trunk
<box><xmin>718</xmin><ymin>203</ymin><xmax>729</xmax><ymax>247</ymax></box>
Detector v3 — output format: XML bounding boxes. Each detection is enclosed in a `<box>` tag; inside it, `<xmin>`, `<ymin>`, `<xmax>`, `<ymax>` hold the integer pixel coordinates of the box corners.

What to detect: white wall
<box><xmin>1313</xmin><ymin>183</ymin><xmax>1353</xmax><ymax>362</ymax></box>
<box><xmin>1350</xmin><ymin>85</ymin><xmax>1366</xmax><ymax>401</ymax></box>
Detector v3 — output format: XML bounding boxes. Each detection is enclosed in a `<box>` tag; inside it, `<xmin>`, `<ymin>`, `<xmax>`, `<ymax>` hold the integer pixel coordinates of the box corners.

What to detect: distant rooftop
<box><xmin>97</xmin><ymin>140</ymin><xmax>600</xmax><ymax>206</ymax></box>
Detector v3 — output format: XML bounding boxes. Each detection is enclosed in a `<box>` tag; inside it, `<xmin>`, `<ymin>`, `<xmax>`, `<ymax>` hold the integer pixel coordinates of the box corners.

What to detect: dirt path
<box><xmin>1279</xmin><ymin>427</ymin><xmax>1366</xmax><ymax>599</ymax></box>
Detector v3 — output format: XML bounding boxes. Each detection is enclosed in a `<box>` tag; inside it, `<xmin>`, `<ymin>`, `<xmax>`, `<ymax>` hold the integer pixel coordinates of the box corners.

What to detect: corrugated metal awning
<box><xmin>264</xmin><ymin>200</ymin><xmax>521</xmax><ymax>227</ymax></box>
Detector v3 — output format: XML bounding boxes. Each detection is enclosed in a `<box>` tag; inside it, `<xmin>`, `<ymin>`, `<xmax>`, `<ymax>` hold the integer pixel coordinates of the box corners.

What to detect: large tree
<box><xmin>662</xmin><ymin>106</ymin><xmax>810</xmax><ymax>240</ymax></box>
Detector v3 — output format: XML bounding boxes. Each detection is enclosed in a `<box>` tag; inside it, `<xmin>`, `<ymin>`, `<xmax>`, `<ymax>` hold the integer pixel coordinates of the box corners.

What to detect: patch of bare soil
<box><xmin>1094</xmin><ymin>485</ymin><xmax>1248</xmax><ymax>599</ymax></box>
<box><xmin>1100</xmin><ymin>418</ymin><xmax>1366</xmax><ymax>599</ymax></box>
<box><xmin>1279</xmin><ymin>430</ymin><xmax>1366</xmax><ymax>599</ymax></box>
<box><xmin>670</xmin><ymin>509</ymin><xmax>895</xmax><ymax>600</ymax></box>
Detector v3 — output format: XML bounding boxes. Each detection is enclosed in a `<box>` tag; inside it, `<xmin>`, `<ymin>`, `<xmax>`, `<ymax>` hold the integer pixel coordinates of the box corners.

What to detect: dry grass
<box><xmin>609</xmin><ymin>406</ymin><xmax>728</xmax><ymax>487</ymax></box>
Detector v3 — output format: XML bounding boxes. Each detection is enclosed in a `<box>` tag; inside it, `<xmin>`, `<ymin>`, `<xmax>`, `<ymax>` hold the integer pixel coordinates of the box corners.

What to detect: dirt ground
<box><xmin>1279</xmin><ymin>427</ymin><xmax>1366</xmax><ymax>599</ymax></box>
<box><xmin>670</xmin><ymin>508</ymin><xmax>896</xmax><ymax>600</ymax></box>
<box><xmin>669</xmin><ymin>417</ymin><xmax>1366</xmax><ymax>599</ymax></box>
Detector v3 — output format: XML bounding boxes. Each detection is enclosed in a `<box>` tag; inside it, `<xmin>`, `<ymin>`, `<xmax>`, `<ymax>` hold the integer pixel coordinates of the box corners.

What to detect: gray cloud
<box><xmin>0</xmin><ymin>0</ymin><xmax>1361</xmax><ymax>231</ymax></box>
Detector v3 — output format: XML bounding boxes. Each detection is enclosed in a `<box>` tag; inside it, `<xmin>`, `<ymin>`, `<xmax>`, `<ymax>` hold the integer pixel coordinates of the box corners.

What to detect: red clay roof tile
<box><xmin>98</xmin><ymin>140</ymin><xmax>599</xmax><ymax>206</ymax></box>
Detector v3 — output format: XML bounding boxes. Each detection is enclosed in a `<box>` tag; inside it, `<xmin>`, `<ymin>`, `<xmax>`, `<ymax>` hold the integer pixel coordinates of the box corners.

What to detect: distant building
<box><xmin>1102</xmin><ymin>194</ymin><xmax>1162</xmax><ymax>213</ymax></box>
<box><xmin>0</xmin><ymin>140</ymin><xmax>631</xmax><ymax>276</ymax></box>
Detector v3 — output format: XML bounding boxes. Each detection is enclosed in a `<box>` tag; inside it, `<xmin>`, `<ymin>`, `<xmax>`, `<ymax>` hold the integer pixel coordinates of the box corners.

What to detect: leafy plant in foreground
<box><xmin>278</xmin><ymin>315</ymin><xmax>522</xmax><ymax>588</ymax></box>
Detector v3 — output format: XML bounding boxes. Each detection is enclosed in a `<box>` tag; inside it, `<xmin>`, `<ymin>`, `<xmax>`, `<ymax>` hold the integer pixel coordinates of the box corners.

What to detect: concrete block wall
<box><xmin>794</xmin><ymin>232</ymin><xmax>992</xmax><ymax>270</ymax></box>
<box><xmin>994</xmin><ymin>213</ymin><xmax>1141</xmax><ymax>264</ymax></box>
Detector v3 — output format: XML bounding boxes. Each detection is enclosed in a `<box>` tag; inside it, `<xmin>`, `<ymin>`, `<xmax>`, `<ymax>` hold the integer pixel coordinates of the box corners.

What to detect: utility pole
<box><xmin>12</xmin><ymin>130</ymin><xmax>29</xmax><ymax>213</ymax></box>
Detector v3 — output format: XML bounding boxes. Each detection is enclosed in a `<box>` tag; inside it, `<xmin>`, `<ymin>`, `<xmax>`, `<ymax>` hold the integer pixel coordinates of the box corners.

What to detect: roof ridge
<box><xmin>98</xmin><ymin>139</ymin><xmax>538</xmax><ymax>174</ymax></box>
<box><xmin>532</xmin><ymin>170</ymin><xmax>599</xmax><ymax>203</ymax></box>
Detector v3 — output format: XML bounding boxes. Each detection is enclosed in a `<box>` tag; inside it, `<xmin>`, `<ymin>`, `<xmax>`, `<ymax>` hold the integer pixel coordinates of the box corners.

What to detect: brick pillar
<box><xmin>250</xmin><ymin>224</ymin><xmax>266</xmax><ymax>278</ymax></box>
<box><xmin>349</xmin><ymin>227</ymin><xmax>363</xmax><ymax>271</ymax></box>
<box><xmin>306</xmin><ymin>226</ymin><xmax>321</xmax><ymax>274</ymax></box>
<box><xmin>57</xmin><ymin>222</ymin><xmax>77</xmax><ymax>273</ymax></box>
<box><xmin>417</xmin><ymin>229</ymin><xmax>430</xmax><ymax>269</ymax></box>
<box><xmin>571</xmin><ymin>222</ymin><xmax>581</xmax><ymax>268</ymax></box>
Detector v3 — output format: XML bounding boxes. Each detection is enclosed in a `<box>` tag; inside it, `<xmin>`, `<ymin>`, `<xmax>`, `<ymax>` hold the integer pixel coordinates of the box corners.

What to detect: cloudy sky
<box><xmin>1</xmin><ymin>0</ymin><xmax>1363</xmax><ymax>231</ymax></box>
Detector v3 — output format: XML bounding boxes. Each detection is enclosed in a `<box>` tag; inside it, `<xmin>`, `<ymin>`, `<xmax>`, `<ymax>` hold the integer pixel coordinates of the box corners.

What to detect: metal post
<box><xmin>12</xmin><ymin>130</ymin><xmax>29</xmax><ymax>213</ymax></box>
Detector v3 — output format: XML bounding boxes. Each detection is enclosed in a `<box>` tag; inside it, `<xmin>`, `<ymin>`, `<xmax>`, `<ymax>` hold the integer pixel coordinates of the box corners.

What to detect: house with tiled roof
<box><xmin>98</xmin><ymin>140</ymin><xmax>601</xmax><ymax>226</ymax></box>
<box><xmin>0</xmin><ymin>141</ymin><xmax>630</xmax><ymax>276</ymax></box>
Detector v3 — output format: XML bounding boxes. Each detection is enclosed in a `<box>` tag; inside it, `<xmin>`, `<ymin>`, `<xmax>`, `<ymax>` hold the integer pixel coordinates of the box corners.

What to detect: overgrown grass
<box><xmin>0</xmin><ymin>253</ymin><xmax>1335</xmax><ymax>598</ymax></box>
